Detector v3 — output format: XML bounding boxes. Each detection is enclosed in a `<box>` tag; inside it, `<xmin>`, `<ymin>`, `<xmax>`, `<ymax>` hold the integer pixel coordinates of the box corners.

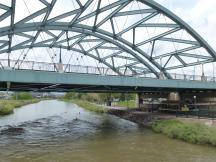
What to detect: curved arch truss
<box><xmin>0</xmin><ymin>0</ymin><xmax>215</xmax><ymax>79</ymax></box>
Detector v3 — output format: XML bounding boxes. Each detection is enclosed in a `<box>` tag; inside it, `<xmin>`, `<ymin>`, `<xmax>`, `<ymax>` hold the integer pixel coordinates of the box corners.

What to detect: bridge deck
<box><xmin>0</xmin><ymin>69</ymin><xmax>216</xmax><ymax>92</ymax></box>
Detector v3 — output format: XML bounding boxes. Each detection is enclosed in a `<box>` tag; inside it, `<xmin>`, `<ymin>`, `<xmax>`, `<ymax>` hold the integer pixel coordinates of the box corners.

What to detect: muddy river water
<box><xmin>0</xmin><ymin>100</ymin><xmax>216</xmax><ymax>162</ymax></box>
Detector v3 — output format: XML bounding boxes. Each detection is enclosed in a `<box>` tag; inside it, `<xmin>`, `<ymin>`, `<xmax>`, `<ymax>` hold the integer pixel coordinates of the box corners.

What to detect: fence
<box><xmin>158</xmin><ymin>103</ymin><xmax>216</xmax><ymax>120</ymax></box>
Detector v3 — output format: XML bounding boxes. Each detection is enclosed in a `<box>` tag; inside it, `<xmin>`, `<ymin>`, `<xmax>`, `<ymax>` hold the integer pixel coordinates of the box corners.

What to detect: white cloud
<box><xmin>190</xmin><ymin>0</ymin><xmax>216</xmax><ymax>19</ymax></box>
<box><xmin>156</xmin><ymin>0</ymin><xmax>216</xmax><ymax>49</ymax></box>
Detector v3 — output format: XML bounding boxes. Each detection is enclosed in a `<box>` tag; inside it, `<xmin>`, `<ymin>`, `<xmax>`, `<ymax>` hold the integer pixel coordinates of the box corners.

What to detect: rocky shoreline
<box><xmin>107</xmin><ymin>109</ymin><xmax>174</xmax><ymax>128</ymax></box>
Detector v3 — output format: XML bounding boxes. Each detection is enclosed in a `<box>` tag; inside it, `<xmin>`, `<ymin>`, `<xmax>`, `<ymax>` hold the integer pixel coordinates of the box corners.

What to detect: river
<box><xmin>0</xmin><ymin>100</ymin><xmax>216</xmax><ymax>162</ymax></box>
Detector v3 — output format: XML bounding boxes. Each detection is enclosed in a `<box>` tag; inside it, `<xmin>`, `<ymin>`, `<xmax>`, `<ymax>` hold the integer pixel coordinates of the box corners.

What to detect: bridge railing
<box><xmin>0</xmin><ymin>59</ymin><xmax>133</xmax><ymax>76</ymax></box>
<box><xmin>169</xmin><ymin>73</ymin><xmax>216</xmax><ymax>82</ymax></box>
<box><xmin>0</xmin><ymin>59</ymin><xmax>215</xmax><ymax>82</ymax></box>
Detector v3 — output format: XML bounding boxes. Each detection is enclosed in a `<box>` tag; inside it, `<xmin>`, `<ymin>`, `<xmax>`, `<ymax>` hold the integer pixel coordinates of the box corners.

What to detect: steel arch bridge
<box><xmin>0</xmin><ymin>0</ymin><xmax>216</xmax><ymax>92</ymax></box>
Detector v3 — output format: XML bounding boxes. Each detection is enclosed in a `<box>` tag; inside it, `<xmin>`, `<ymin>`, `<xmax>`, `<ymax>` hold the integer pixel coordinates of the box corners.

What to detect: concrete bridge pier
<box><xmin>168</xmin><ymin>92</ymin><xmax>181</xmax><ymax>101</ymax></box>
<box><xmin>136</xmin><ymin>93</ymin><xmax>142</xmax><ymax>109</ymax></box>
<box><xmin>106</xmin><ymin>93</ymin><xmax>112</xmax><ymax>106</ymax></box>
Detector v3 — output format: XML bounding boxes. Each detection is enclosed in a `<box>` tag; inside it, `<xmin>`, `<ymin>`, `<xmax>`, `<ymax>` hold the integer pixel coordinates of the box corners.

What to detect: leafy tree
<box><xmin>63</xmin><ymin>92</ymin><xmax>136</xmax><ymax>102</ymax></box>
<box><xmin>12</xmin><ymin>92</ymin><xmax>33</xmax><ymax>100</ymax></box>
<box><xmin>62</xmin><ymin>92</ymin><xmax>76</xmax><ymax>99</ymax></box>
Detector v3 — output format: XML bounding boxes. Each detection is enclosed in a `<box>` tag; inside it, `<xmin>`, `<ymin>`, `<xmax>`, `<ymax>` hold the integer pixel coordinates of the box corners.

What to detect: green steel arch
<box><xmin>0</xmin><ymin>0</ymin><xmax>215</xmax><ymax>79</ymax></box>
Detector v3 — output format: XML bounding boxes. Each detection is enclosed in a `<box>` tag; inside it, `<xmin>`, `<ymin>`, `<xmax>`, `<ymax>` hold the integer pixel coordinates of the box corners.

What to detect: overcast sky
<box><xmin>1</xmin><ymin>0</ymin><xmax>215</xmax><ymax>76</ymax></box>
<box><xmin>156</xmin><ymin>0</ymin><xmax>216</xmax><ymax>50</ymax></box>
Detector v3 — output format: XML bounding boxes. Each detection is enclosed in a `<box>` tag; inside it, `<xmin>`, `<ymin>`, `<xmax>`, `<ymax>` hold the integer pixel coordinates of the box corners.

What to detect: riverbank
<box><xmin>152</xmin><ymin>119</ymin><xmax>216</xmax><ymax>146</ymax></box>
<box><xmin>108</xmin><ymin>108</ymin><xmax>153</xmax><ymax>127</ymax></box>
<box><xmin>114</xmin><ymin>100</ymin><xmax>136</xmax><ymax>109</ymax></box>
<box><xmin>64</xmin><ymin>99</ymin><xmax>216</xmax><ymax>147</ymax></box>
<box><xmin>108</xmin><ymin>108</ymin><xmax>216</xmax><ymax>147</ymax></box>
<box><xmin>0</xmin><ymin>99</ymin><xmax>40</xmax><ymax>116</ymax></box>
<box><xmin>63</xmin><ymin>99</ymin><xmax>107</xmax><ymax>113</ymax></box>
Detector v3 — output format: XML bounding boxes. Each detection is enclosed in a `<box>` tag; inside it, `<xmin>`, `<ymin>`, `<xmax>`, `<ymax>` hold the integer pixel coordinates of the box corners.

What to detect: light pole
<box><xmin>194</xmin><ymin>95</ymin><xmax>197</xmax><ymax>110</ymax></box>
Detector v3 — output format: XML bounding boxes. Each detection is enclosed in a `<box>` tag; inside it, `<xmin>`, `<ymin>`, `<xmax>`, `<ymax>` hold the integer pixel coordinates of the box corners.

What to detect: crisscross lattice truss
<box><xmin>0</xmin><ymin>0</ymin><xmax>216</xmax><ymax>79</ymax></box>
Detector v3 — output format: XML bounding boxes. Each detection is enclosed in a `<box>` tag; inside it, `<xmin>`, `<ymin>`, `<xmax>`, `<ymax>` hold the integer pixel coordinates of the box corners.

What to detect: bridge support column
<box><xmin>136</xmin><ymin>93</ymin><xmax>143</xmax><ymax>109</ymax></box>
<box><xmin>106</xmin><ymin>93</ymin><xmax>112</xmax><ymax>106</ymax></box>
<box><xmin>159</xmin><ymin>71</ymin><xmax>165</xmax><ymax>80</ymax></box>
<box><xmin>201</xmin><ymin>75</ymin><xmax>207</xmax><ymax>81</ymax></box>
<box><xmin>168</xmin><ymin>92</ymin><xmax>181</xmax><ymax>101</ymax></box>
<box><xmin>6</xmin><ymin>81</ymin><xmax>11</xmax><ymax>92</ymax></box>
<box><xmin>58</xmin><ymin>63</ymin><xmax>63</xmax><ymax>73</ymax></box>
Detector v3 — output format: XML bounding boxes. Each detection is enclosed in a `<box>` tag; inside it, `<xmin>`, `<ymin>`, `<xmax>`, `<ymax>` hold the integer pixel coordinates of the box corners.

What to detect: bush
<box><xmin>0</xmin><ymin>104</ymin><xmax>14</xmax><ymax>115</ymax></box>
<box><xmin>116</xmin><ymin>100</ymin><xmax>136</xmax><ymax>109</ymax></box>
<box><xmin>62</xmin><ymin>92</ymin><xmax>76</xmax><ymax>100</ymax></box>
<box><xmin>12</xmin><ymin>92</ymin><xmax>33</xmax><ymax>100</ymax></box>
<box><xmin>62</xmin><ymin>92</ymin><xmax>137</xmax><ymax>104</ymax></box>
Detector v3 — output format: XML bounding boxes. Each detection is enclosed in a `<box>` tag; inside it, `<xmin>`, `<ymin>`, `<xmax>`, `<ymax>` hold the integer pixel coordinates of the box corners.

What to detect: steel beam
<box><xmin>138</xmin><ymin>0</ymin><xmax>216</xmax><ymax>59</ymax></box>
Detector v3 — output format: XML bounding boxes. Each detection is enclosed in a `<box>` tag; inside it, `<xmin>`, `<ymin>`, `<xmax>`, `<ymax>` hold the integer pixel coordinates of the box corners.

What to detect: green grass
<box><xmin>152</xmin><ymin>119</ymin><xmax>216</xmax><ymax>147</ymax></box>
<box><xmin>115</xmin><ymin>100</ymin><xmax>136</xmax><ymax>109</ymax></box>
<box><xmin>0</xmin><ymin>104</ymin><xmax>14</xmax><ymax>115</ymax></box>
<box><xmin>0</xmin><ymin>99</ymin><xmax>40</xmax><ymax>116</ymax></box>
<box><xmin>63</xmin><ymin>99</ymin><xmax>107</xmax><ymax>113</ymax></box>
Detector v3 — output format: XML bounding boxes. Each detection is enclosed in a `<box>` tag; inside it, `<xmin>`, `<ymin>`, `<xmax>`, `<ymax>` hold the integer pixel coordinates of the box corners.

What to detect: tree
<box><xmin>12</xmin><ymin>92</ymin><xmax>33</xmax><ymax>100</ymax></box>
<box><xmin>62</xmin><ymin>92</ymin><xmax>76</xmax><ymax>99</ymax></box>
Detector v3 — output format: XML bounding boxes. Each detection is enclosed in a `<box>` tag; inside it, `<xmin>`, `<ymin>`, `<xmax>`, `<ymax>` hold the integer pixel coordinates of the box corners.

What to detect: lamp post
<box><xmin>194</xmin><ymin>95</ymin><xmax>197</xmax><ymax>110</ymax></box>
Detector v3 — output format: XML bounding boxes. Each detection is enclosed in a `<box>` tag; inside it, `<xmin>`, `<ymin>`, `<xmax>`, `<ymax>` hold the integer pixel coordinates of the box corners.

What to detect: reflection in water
<box><xmin>0</xmin><ymin>100</ymin><xmax>216</xmax><ymax>162</ymax></box>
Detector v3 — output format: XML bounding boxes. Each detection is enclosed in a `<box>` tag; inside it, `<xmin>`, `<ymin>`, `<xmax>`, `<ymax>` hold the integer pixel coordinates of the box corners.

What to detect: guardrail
<box><xmin>169</xmin><ymin>73</ymin><xmax>216</xmax><ymax>82</ymax></box>
<box><xmin>0</xmin><ymin>59</ymin><xmax>215</xmax><ymax>82</ymax></box>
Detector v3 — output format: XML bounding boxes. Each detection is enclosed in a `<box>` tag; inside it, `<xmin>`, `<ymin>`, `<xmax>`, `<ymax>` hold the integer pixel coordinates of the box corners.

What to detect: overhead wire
<box><xmin>13</xmin><ymin>0</ymin><xmax>40</xmax><ymax>68</ymax></box>
<box><xmin>163</xmin><ymin>14</ymin><xmax>185</xmax><ymax>75</ymax></box>
<box><xmin>185</xmin><ymin>29</ymin><xmax>204</xmax><ymax>76</ymax></box>
<box><xmin>23</xmin><ymin>0</ymin><xmax>60</xmax><ymax>71</ymax></box>
<box><xmin>123</xmin><ymin>1</ymin><xmax>134</xmax><ymax>73</ymax></box>
<box><xmin>137</xmin><ymin>1</ymin><xmax>157</xmax><ymax>76</ymax></box>
<box><xmin>15</xmin><ymin>0</ymin><xmax>46</xmax><ymax>69</ymax></box>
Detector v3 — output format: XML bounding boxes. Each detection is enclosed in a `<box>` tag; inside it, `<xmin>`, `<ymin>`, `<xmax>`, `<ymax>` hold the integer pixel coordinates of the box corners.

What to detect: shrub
<box><xmin>12</xmin><ymin>92</ymin><xmax>33</xmax><ymax>100</ymax></box>
<box><xmin>0</xmin><ymin>104</ymin><xmax>14</xmax><ymax>115</ymax></box>
<box><xmin>116</xmin><ymin>100</ymin><xmax>136</xmax><ymax>109</ymax></box>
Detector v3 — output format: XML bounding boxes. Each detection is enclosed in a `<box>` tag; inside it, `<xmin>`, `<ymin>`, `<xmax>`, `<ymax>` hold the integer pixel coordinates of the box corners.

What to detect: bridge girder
<box><xmin>0</xmin><ymin>0</ymin><xmax>215</xmax><ymax>79</ymax></box>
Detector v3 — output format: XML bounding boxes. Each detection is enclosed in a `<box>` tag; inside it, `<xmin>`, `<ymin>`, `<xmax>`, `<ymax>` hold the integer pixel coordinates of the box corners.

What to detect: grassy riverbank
<box><xmin>0</xmin><ymin>99</ymin><xmax>40</xmax><ymax>116</ymax></box>
<box><xmin>63</xmin><ymin>99</ymin><xmax>107</xmax><ymax>113</ymax></box>
<box><xmin>152</xmin><ymin>119</ymin><xmax>216</xmax><ymax>147</ymax></box>
<box><xmin>115</xmin><ymin>100</ymin><xmax>136</xmax><ymax>109</ymax></box>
